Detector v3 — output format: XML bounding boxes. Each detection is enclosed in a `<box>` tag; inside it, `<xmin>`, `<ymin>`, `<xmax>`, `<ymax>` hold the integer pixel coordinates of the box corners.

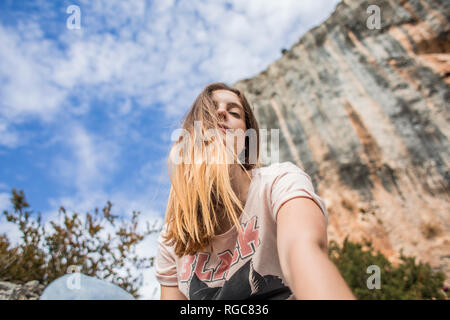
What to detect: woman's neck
<box><xmin>228</xmin><ymin>164</ymin><xmax>252</xmax><ymax>205</ymax></box>
<box><xmin>213</xmin><ymin>165</ymin><xmax>252</xmax><ymax>235</ymax></box>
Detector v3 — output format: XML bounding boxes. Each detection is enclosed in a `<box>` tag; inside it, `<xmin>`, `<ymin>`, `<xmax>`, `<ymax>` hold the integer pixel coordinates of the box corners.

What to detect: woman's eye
<box><xmin>231</xmin><ymin>112</ymin><xmax>240</xmax><ymax>117</ymax></box>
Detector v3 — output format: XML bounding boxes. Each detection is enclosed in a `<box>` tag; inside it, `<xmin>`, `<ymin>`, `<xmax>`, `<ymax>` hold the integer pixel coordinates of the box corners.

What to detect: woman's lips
<box><xmin>219</xmin><ymin>127</ymin><xmax>233</xmax><ymax>134</ymax></box>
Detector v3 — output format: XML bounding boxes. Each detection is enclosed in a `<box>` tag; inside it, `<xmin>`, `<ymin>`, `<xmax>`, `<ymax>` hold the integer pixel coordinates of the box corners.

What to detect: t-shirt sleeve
<box><xmin>270</xmin><ymin>162</ymin><xmax>328</xmax><ymax>225</ymax></box>
<box><xmin>154</xmin><ymin>225</ymin><xmax>179</xmax><ymax>287</ymax></box>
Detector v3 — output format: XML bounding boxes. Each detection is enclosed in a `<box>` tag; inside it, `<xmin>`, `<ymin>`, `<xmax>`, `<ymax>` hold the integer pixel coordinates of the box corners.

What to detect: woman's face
<box><xmin>211</xmin><ymin>89</ymin><xmax>247</xmax><ymax>159</ymax></box>
<box><xmin>212</xmin><ymin>89</ymin><xmax>247</xmax><ymax>132</ymax></box>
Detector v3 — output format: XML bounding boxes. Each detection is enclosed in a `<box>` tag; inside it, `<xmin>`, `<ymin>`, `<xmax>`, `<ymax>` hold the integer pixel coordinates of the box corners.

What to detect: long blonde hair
<box><xmin>163</xmin><ymin>82</ymin><xmax>262</xmax><ymax>257</ymax></box>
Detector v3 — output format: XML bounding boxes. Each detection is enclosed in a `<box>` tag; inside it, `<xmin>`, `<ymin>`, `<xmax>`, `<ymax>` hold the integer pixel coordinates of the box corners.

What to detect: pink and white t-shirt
<box><xmin>155</xmin><ymin>161</ymin><xmax>328</xmax><ymax>300</ymax></box>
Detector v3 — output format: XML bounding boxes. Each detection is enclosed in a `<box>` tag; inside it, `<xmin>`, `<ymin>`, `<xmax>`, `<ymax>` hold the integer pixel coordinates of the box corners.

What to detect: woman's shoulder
<box><xmin>256</xmin><ymin>161</ymin><xmax>307</xmax><ymax>178</ymax></box>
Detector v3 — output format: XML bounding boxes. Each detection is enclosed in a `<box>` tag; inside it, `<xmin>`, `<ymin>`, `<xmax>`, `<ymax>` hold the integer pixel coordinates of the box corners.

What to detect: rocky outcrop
<box><xmin>0</xmin><ymin>280</ymin><xmax>45</xmax><ymax>300</ymax></box>
<box><xmin>234</xmin><ymin>0</ymin><xmax>450</xmax><ymax>284</ymax></box>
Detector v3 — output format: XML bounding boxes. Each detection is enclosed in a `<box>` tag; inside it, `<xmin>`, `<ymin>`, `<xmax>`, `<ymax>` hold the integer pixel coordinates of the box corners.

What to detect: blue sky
<box><xmin>0</xmin><ymin>0</ymin><xmax>340</xmax><ymax>298</ymax></box>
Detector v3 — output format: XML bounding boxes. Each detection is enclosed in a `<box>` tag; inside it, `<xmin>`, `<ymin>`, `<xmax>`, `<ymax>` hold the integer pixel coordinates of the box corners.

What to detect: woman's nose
<box><xmin>216</xmin><ymin>107</ymin><xmax>227</xmax><ymax>120</ymax></box>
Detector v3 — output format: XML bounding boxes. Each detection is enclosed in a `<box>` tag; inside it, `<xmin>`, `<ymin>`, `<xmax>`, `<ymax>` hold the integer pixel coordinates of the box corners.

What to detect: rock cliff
<box><xmin>234</xmin><ymin>0</ymin><xmax>450</xmax><ymax>284</ymax></box>
<box><xmin>0</xmin><ymin>281</ymin><xmax>44</xmax><ymax>300</ymax></box>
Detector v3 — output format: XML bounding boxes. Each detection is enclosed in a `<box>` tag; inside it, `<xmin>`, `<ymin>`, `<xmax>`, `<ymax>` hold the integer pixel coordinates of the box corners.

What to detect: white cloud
<box><xmin>134</xmin><ymin>224</ymin><xmax>164</xmax><ymax>300</ymax></box>
<box><xmin>0</xmin><ymin>120</ymin><xmax>21</xmax><ymax>148</ymax></box>
<box><xmin>0</xmin><ymin>182</ymin><xmax>9</xmax><ymax>191</ymax></box>
<box><xmin>0</xmin><ymin>0</ymin><xmax>340</xmax><ymax>123</ymax></box>
<box><xmin>0</xmin><ymin>192</ymin><xmax>12</xmax><ymax>211</ymax></box>
<box><xmin>0</xmin><ymin>23</ymin><xmax>66</xmax><ymax>123</ymax></box>
<box><xmin>50</xmin><ymin>123</ymin><xmax>120</xmax><ymax>193</ymax></box>
<box><xmin>0</xmin><ymin>192</ymin><xmax>22</xmax><ymax>247</ymax></box>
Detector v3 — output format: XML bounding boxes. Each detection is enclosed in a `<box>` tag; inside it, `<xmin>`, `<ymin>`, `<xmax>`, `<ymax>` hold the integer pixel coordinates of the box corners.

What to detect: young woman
<box><xmin>156</xmin><ymin>82</ymin><xmax>355</xmax><ymax>300</ymax></box>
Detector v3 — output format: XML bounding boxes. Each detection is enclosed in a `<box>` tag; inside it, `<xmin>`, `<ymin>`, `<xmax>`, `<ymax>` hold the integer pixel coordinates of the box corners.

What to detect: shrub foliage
<box><xmin>0</xmin><ymin>189</ymin><xmax>161</xmax><ymax>298</ymax></box>
<box><xmin>329</xmin><ymin>236</ymin><xmax>448</xmax><ymax>300</ymax></box>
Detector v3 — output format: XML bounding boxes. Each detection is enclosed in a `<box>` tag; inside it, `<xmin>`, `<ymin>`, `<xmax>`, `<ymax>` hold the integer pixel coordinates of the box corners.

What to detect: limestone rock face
<box><xmin>234</xmin><ymin>0</ymin><xmax>450</xmax><ymax>284</ymax></box>
<box><xmin>0</xmin><ymin>280</ymin><xmax>44</xmax><ymax>300</ymax></box>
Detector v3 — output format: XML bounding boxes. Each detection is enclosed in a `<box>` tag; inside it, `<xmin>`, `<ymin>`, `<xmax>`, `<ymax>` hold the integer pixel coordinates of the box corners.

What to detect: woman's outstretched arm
<box><xmin>276</xmin><ymin>197</ymin><xmax>356</xmax><ymax>300</ymax></box>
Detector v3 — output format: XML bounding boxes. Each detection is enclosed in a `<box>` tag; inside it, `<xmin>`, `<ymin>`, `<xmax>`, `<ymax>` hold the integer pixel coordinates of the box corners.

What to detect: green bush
<box><xmin>0</xmin><ymin>189</ymin><xmax>161</xmax><ymax>299</ymax></box>
<box><xmin>329</xmin><ymin>236</ymin><xmax>449</xmax><ymax>300</ymax></box>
